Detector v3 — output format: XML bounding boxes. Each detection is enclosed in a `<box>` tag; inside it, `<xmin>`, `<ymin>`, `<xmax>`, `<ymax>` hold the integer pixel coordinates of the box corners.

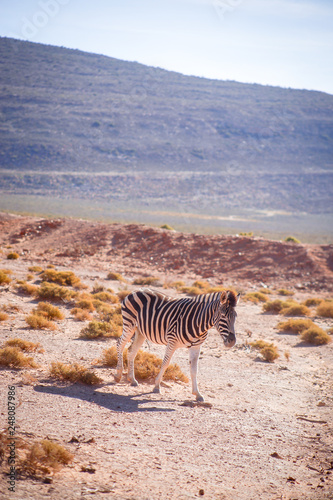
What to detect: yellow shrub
<box><xmin>0</xmin><ymin>270</ymin><xmax>11</xmax><ymax>285</ymax></box>
<box><xmin>107</xmin><ymin>271</ymin><xmax>125</xmax><ymax>282</ymax></box>
<box><xmin>133</xmin><ymin>277</ymin><xmax>161</xmax><ymax>286</ymax></box>
<box><xmin>243</xmin><ymin>292</ymin><xmax>268</xmax><ymax>303</ymax></box>
<box><xmin>0</xmin><ymin>311</ymin><xmax>9</xmax><ymax>321</ymax></box>
<box><xmin>300</xmin><ymin>326</ymin><xmax>331</xmax><ymax>345</ymax></box>
<box><xmin>26</xmin><ymin>313</ymin><xmax>56</xmax><ymax>330</ymax></box>
<box><xmin>5</xmin><ymin>338</ymin><xmax>43</xmax><ymax>352</ymax></box>
<box><xmin>40</xmin><ymin>269</ymin><xmax>84</xmax><ymax>288</ymax></box>
<box><xmin>277</xmin><ymin>318</ymin><xmax>314</xmax><ymax>334</ymax></box>
<box><xmin>0</xmin><ymin>347</ymin><xmax>38</xmax><ymax>368</ymax></box>
<box><xmin>303</xmin><ymin>297</ymin><xmax>323</xmax><ymax>307</ymax></box>
<box><xmin>250</xmin><ymin>340</ymin><xmax>279</xmax><ymax>362</ymax></box>
<box><xmin>34</xmin><ymin>302</ymin><xmax>64</xmax><ymax>320</ymax></box>
<box><xmin>281</xmin><ymin>303</ymin><xmax>311</xmax><ymax>317</ymax></box>
<box><xmin>7</xmin><ymin>252</ymin><xmax>19</xmax><ymax>259</ymax></box>
<box><xmin>20</xmin><ymin>439</ymin><xmax>73</xmax><ymax>476</ymax></box>
<box><xmin>37</xmin><ymin>282</ymin><xmax>77</xmax><ymax>302</ymax></box>
<box><xmin>50</xmin><ymin>362</ymin><xmax>102</xmax><ymax>384</ymax></box>
<box><xmin>316</xmin><ymin>301</ymin><xmax>333</xmax><ymax>319</ymax></box>
<box><xmin>71</xmin><ymin>308</ymin><xmax>93</xmax><ymax>321</ymax></box>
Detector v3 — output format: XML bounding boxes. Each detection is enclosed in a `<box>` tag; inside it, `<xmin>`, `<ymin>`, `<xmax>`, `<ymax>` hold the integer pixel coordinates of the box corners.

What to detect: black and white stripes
<box><xmin>115</xmin><ymin>288</ymin><xmax>239</xmax><ymax>401</ymax></box>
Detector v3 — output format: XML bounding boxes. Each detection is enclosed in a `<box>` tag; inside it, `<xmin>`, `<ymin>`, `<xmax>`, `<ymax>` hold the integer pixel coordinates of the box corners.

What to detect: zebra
<box><xmin>115</xmin><ymin>287</ymin><xmax>239</xmax><ymax>401</ymax></box>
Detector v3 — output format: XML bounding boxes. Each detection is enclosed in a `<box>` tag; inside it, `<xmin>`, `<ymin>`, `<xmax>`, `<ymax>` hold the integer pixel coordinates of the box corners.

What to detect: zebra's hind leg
<box><xmin>189</xmin><ymin>345</ymin><xmax>204</xmax><ymax>402</ymax></box>
<box><xmin>127</xmin><ymin>331</ymin><xmax>145</xmax><ymax>386</ymax></box>
<box><xmin>153</xmin><ymin>341</ymin><xmax>179</xmax><ymax>394</ymax></box>
<box><xmin>115</xmin><ymin>326</ymin><xmax>136</xmax><ymax>383</ymax></box>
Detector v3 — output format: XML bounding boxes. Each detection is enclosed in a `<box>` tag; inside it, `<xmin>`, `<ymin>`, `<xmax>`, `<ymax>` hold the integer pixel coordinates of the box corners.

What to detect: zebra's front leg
<box><xmin>127</xmin><ymin>331</ymin><xmax>145</xmax><ymax>386</ymax></box>
<box><xmin>153</xmin><ymin>341</ymin><xmax>179</xmax><ymax>394</ymax></box>
<box><xmin>115</xmin><ymin>327</ymin><xmax>136</xmax><ymax>383</ymax></box>
<box><xmin>189</xmin><ymin>345</ymin><xmax>204</xmax><ymax>402</ymax></box>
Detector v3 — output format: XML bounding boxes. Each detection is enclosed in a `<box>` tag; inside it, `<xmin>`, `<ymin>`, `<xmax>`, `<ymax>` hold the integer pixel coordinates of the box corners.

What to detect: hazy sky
<box><xmin>0</xmin><ymin>0</ymin><xmax>332</xmax><ymax>94</ymax></box>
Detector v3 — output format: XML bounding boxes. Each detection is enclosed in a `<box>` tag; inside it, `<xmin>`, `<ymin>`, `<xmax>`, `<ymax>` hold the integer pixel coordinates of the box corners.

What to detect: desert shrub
<box><xmin>0</xmin><ymin>269</ymin><xmax>12</xmax><ymax>285</ymax></box>
<box><xmin>92</xmin><ymin>299</ymin><xmax>113</xmax><ymax>315</ymax></box>
<box><xmin>316</xmin><ymin>301</ymin><xmax>333</xmax><ymax>319</ymax></box>
<box><xmin>75</xmin><ymin>298</ymin><xmax>95</xmax><ymax>311</ymax></box>
<box><xmin>160</xmin><ymin>224</ymin><xmax>174</xmax><ymax>230</ymax></box>
<box><xmin>92</xmin><ymin>291</ymin><xmax>119</xmax><ymax>303</ymax></box>
<box><xmin>300</xmin><ymin>326</ymin><xmax>331</xmax><ymax>345</ymax></box>
<box><xmin>0</xmin><ymin>311</ymin><xmax>9</xmax><ymax>321</ymax></box>
<box><xmin>250</xmin><ymin>340</ymin><xmax>279</xmax><ymax>362</ymax></box>
<box><xmin>40</xmin><ymin>269</ymin><xmax>84</xmax><ymax>288</ymax></box>
<box><xmin>0</xmin><ymin>346</ymin><xmax>38</xmax><ymax>368</ymax></box>
<box><xmin>107</xmin><ymin>271</ymin><xmax>125</xmax><ymax>282</ymax></box>
<box><xmin>100</xmin><ymin>346</ymin><xmax>188</xmax><ymax>382</ymax></box>
<box><xmin>16</xmin><ymin>282</ymin><xmax>39</xmax><ymax>296</ymax></box>
<box><xmin>91</xmin><ymin>283</ymin><xmax>106</xmax><ymax>294</ymax></box>
<box><xmin>26</xmin><ymin>274</ymin><xmax>34</xmax><ymax>281</ymax></box>
<box><xmin>243</xmin><ymin>292</ymin><xmax>268</xmax><ymax>304</ymax></box>
<box><xmin>49</xmin><ymin>362</ymin><xmax>102</xmax><ymax>384</ymax></box>
<box><xmin>28</xmin><ymin>266</ymin><xmax>43</xmax><ymax>273</ymax></box>
<box><xmin>284</xmin><ymin>236</ymin><xmax>300</xmax><ymax>243</ymax></box>
<box><xmin>192</xmin><ymin>280</ymin><xmax>210</xmax><ymax>290</ymax></box>
<box><xmin>34</xmin><ymin>302</ymin><xmax>65</xmax><ymax>320</ymax></box>
<box><xmin>258</xmin><ymin>288</ymin><xmax>273</xmax><ymax>295</ymax></box>
<box><xmin>277</xmin><ymin>289</ymin><xmax>294</xmax><ymax>296</ymax></box>
<box><xmin>20</xmin><ymin>439</ymin><xmax>73</xmax><ymax>476</ymax></box>
<box><xmin>37</xmin><ymin>282</ymin><xmax>77</xmax><ymax>302</ymax></box>
<box><xmin>71</xmin><ymin>308</ymin><xmax>93</xmax><ymax>321</ymax></box>
<box><xmin>80</xmin><ymin>320</ymin><xmax>117</xmax><ymax>339</ymax></box>
<box><xmin>133</xmin><ymin>277</ymin><xmax>161</xmax><ymax>286</ymax></box>
<box><xmin>26</xmin><ymin>313</ymin><xmax>57</xmax><ymax>331</ymax></box>
<box><xmin>263</xmin><ymin>299</ymin><xmax>289</xmax><ymax>314</ymax></box>
<box><xmin>206</xmin><ymin>286</ymin><xmax>226</xmax><ymax>293</ymax></box>
<box><xmin>7</xmin><ymin>251</ymin><xmax>19</xmax><ymax>259</ymax></box>
<box><xmin>166</xmin><ymin>280</ymin><xmax>186</xmax><ymax>291</ymax></box>
<box><xmin>302</xmin><ymin>297</ymin><xmax>323</xmax><ymax>307</ymax></box>
<box><xmin>117</xmin><ymin>290</ymin><xmax>131</xmax><ymax>301</ymax></box>
<box><xmin>281</xmin><ymin>303</ymin><xmax>311</xmax><ymax>317</ymax></box>
<box><xmin>5</xmin><ymin>338</ymin><xmax>43</xmax><ymax>353</ymax></box>
<box><xmin>239</xmin><ymin>232</ymin><xmax>253</xmax><ymax>237</ymax></box>
<box><xmin>277</xmin><ymin>318</ymin><xmax>314</xmax><ymax>334</ymax></box>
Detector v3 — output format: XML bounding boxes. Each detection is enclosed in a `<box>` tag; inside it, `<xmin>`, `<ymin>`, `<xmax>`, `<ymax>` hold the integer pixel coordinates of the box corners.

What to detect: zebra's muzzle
<box><xmin>223</xmin><ymin>333</ymin><xmax>236</xmax><ymax>348</ymax></box>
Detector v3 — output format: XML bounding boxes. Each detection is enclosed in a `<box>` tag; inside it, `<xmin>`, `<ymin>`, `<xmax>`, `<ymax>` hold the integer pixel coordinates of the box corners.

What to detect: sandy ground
<box><xmin>0</xmin><ymin>213</ymin><xmax>332</xmax><ymax>499</ymax></box>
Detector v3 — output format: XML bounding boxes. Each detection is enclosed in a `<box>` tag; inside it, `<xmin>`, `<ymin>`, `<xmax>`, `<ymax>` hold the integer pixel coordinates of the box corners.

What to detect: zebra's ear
<box><xmin>223</xmin><ymin>290</ymin><xmax>240</xmax><ymax>307</ymax></box>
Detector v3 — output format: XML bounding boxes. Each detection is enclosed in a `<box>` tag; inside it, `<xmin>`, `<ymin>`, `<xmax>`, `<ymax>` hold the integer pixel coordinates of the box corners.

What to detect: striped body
<box><xmin>116</xmin><ymin>288</ymin><xmax>239</xmax><ymax>401</ymax></box>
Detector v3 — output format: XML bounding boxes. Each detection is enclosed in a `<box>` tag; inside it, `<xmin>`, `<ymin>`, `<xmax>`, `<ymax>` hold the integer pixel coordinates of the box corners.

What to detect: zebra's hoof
<box><xmin>152</xmin><ymin>386</ymin><xmax>161</xmax><ymax>394</ymax></box>
<box><xmin>196</xmin><ymin>394</ymin><xmax>204</xmax><ymax>402</ymax></box>
<box><xmin>114</xmin><ymin>375</ymin><xmax>122</xmax><ymax>383</ymax></box>
<box><xmin>130</xmin><ymin>379</ymin><xmax>139</xmax><ymax>387</ymax></box>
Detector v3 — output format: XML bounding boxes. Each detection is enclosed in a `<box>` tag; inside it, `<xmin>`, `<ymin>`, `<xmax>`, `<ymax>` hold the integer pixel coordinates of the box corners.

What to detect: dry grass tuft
<box><xmin>133</xmin><ymin>276</ymin><xmax>161</xmax><ymax>286</ymax></box>
<box><xmin>250</xmin><ymin>340</ymin><xmax>280</xmax><ymax>362</ymax></box>
<box><xmin>79</xmin><ymin>320</ymin><xmax>120</xmax><ymax>339</ymax></box>
<box><xmin>5</xmin><ymin>338</ymin><xmax>44</xmax><ymax>353</ymax></box>
<box><xmin>40</xmin><ymin>269</ymin><xmax>84</xmax><ymax>288</ymax></box>
<box><xmin>117</xmin><ymin>290</ymin><xmax>131</xmax><ymax>301</ymax></box>
<box><xmin>34</xmin><ymin>302</ymin><xmax>65</xmax><ymax>320</ymax></box>
<box><xmin>166</xmin><ymin>280</ymin><xmax>186</xmax><ymax>291</ymax></box>
<box><xmin>16</xmin><ymin>281</ymin><xmax>39</xmax><ymax>296</ymax></box>
<box><xmin>7</xmin><ymin>251</ymin><xmax>19</xmax><ymax>259</ymax></box>
<box><xmin>49</xmin><ymin>361</ymin><xmax>103</xmax><ymax>384</ymax></box>
<box><xmin>75</xmin><ymin>297</ymin><xmax>95</xmax><ymax>311</ymax></box>
<box><xmin>37</xmin><ymin>282</ymin><xmax>77</xmax><ymax>302</ymax></box>
<box><xmin>26</xmin><ymin>313</ymin><xmax>56</xmax><ymax>331</ymax></box>
<box><xmin>0</xmin><ymin>346</ymin><xmax>38</xmax><ymax>368</ymax></box>
<box><xmin>28</xmin><ymin>266</ymin><xmax>43</xmax><ymax>273</ymax></box>
<box><xmin>71</xmin><ymin>308</ymin><xmax>93</xmax><ymax>321</ymax></box>
<box><xmin>263</xmin><ymin>299</ymin><xmax>289</xmax><ymax>314</ymax></box>
<box><xmin>0</xmin><ymin>311</ymin><xmax>9</xmax><ymax>321</ymax></box>
<box><xmin>180</xmin><ymin>286</ymin><xmax>202</xmax><ymax>296</ymax></box>
<box><xmin>91</xmin><ymin>291</ymin><xmax>119</xmax><ymax>303</ymax></box>
<box><xmin>243</xmin><ymin>292</ymin><xmax>268</xmax><ymax>304</ymax></box>
<box><xmin>302</xmin><ymin>297</ymin><xmax>323</xmax><ymax>307</ymax></box>
<box><xmin>277</xmin><ymin>289</ymin><xmax>294</xmax><ymax>296</ymax></box>
<box><xmin>0</xmin><ymin>269</ymin><xmax>12</xmax><ymax>285</ymax></box>
<box><xmin>100</xmin><ymin>346</ymin><xmax>188</xmax><ymax>382</ymax></box>
<box><xmin>107</xmin><ymin>271</ymin><xmax>125</xmax><ymax>282</ymax></box>
<box><xmin>281</xmin><ymin>303</ymin><xmax>311</xmax><ymax>317</ymax></box>
<box><xmin>277</xmin><ymin>318</ymin><xmax>314</xmax><ymax>334</ymax></box>
<box><xmin>300</xmin><ymin>326</ymin><xmax>331</xmax><ymax>345</ymax></box>
<box><xmin>19</xmin><ymin>439</ymin><xmax>74</xmax><ymax>476</ymax></box>
<box><xmin>316</xmin><ymin>300</ymin><xmax>333</xmax><ymax>319</ymax></box>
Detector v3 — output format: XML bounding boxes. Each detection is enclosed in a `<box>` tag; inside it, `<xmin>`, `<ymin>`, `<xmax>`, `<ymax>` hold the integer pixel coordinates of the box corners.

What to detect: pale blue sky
<box><xmin>0</xmin><ymin>0</ymin><xmax>332</xmax><ymax>94</ymax></box>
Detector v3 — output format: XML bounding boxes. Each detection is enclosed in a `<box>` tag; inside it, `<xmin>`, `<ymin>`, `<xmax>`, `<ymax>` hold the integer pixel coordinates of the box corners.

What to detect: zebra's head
<box><xmin>214</xmin><ymin>290</ymin><xmax>240</xmax><ymax>348</ymax></box>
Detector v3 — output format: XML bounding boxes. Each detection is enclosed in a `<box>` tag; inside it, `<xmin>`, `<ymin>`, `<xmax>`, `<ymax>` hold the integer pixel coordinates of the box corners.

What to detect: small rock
<box><xmin>199</xmin><ymin>489</ymin><xmax>204</xmax><ymax>496</ymax></box>
<box><xmin>271</xmin><ymin>452</ymin><xmax>283</xmax><ymax>459</ymax></box>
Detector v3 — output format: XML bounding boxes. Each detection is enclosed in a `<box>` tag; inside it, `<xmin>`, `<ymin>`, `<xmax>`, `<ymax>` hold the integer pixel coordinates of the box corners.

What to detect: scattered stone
<box><xmin>271</xmin><ymin>452</ymin><xmax>283</xmax><ymax>459</ymax></box>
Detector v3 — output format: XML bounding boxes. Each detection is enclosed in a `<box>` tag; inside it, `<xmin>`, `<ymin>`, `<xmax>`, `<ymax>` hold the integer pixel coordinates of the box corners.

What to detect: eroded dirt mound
<box><xmin>1</xmin><ymin>212</ymin><xmax>332</xmax><ymax>290</ymax></box>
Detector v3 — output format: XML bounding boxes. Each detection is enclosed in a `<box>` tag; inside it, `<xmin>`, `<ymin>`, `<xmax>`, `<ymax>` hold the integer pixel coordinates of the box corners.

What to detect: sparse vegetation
<box><xmin>91</xmin><ymin>291</ymin><xmax>119</xmax><ymax>303</ymax></box>
<box><xmin>300</xmin><ymin>325</ymin><xmax>331</xmax><ymax>345</ymax></box>
<box><xmin>117</xmin><ymin>290</ymin><xmax>131</xmax><ymax>301</ymax></box>
<box><xmin>250</xmin><ymin>340</ymin><xmax>280</xmax><ymax>362</ymax></box>
<box><xmin>166</xmin><ymin>280</ymin><xmax>186</xmax><ymax>291</ymax></box>
<box><xmin>49</xmin><ymin>361</ymin><xmax>102</xmax><ymax>384</ymax></box>
<box><xmin>0</xmin><ymin>311</ymin><xmax>9</xmax><ymax>321</ymax></box>
<box><xmin>263</xmin><ymin>299</ymin><xmax>290</xmax><ymax>314</ymax></box>
<box><xmin>316</xmin><ymin>300</ymin><xmax>333</xmax><ymax>319</ymax></box>
<box><xmin>20</xmin><ymin>439</ymin><xmax>74</xmax><ymax>476</ymax></box>
<box><xmin>107</xmin><ymin>271</ymin><xmax>125</xmax><ymax>281</ymax></box>
<box><xmin>100</xmin><ymin>346</ymin><xmax>188</xmax><ymax>382</ymax></box>
<box><xmin>281</xmin><ymin>303</ymin><xmax>311</xmax><ymax>317</ymax></box>
<box><xmin>277</xmin><ymin>318</ymin><xmax>314</xmax><ymax>334</ymax></box>
<box><xmin>243</xmin><ymin>292</ymin><xmax>268</xmax><ymax>304</ymax></box>
<box><xmin>160</xmin><ymin>224</ymin><xmax>174</xmax><ymax>230</ymax></box>
<box><xmin>0</xmin><ymin>269</ymin><xmax>12</xmax><ymax>285</ymax></box>
<box><xmin>5</xmin><ymin>338</ymin><xmax>44</xmax><ymax>352</ymax></box>
<box><xmin>80</xmin><ymin>320</ymin><xmax>119</xmax><ymax>339</ymax></box>
<box><xmin>7</xmin><ymin>251</ymin><xmax>19</xmax><ymax>259</ymax></box>
<box><xmin>284</xmin><ymin>236</ymin><xmax>300</xmax><ymax>243</ymax></box>
<box><xmin>34</xmin><ymin>302</ymin><xmax>64</xmax><ymax>320</ymax></box>
<box><xmin>302</xmin><ymin>297</ymin><xmax>323</xmax><ymax>307</ymax></box>
<box><xmin>71</xmin><ymin>308</ymin><xmax>93</xmax><ymax>321</ymax></box>
<box><xmin>28</xmin><ymin>265</ymin><xmax>43</xmax><ymax>273</ymax></box>
<box><xmin>40</xmin><ymin>269</ymin><xmax>84</xmax><ymax>288</ymax></box>
<box><xmin>133</xmin><ymin>277</ymin><xmax>161</xmax><ymax>286</ymax></box>
<box><xmin>277</xmin><ymin>289</ymin><xmax>294</xmax><ymax>296</ymax></box>
<box><xmin>16</xmin><ymin>281</ymin><xmax>39</xmax><ymax>296</ymax></box>
<box><xmin>0</xmin><ymin>346</ymin><xmax>38</xmax><ymax>368</ymax></box>
<box><xmin>37</xmin><ymin>282</ymin><xmax>77</xmax><ymax>302</ymax></box>
<box><xmin>75</xmin><ymin>297</ymin><xmax>95</xmax><ymax>311</ymax></box>
<box><xmin>26</xmin><ymin>313</ymin><xmax>57</xmax><ymax>330</ymax></box>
